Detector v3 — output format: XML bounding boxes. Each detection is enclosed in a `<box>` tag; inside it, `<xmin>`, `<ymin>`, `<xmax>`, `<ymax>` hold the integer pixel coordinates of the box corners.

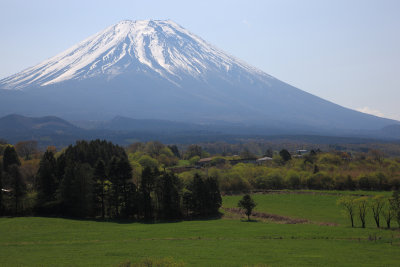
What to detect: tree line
<box><xmin>337</xmin><ymin>192</ymin><xmax>400</xmax><ymax>229</ymax></box>
<box><xmin>0</xmin><ymin>140</ymin><xmax>221</xmax><ymax>220</ymax></box>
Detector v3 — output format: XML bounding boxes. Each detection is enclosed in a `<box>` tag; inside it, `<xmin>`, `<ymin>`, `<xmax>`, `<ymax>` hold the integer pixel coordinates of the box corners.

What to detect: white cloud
<box><xmin>356</xmin><ymin>106</ymin><xmax>385</xmax><ymax>118</ymax></box>
<box><xmin>242</xmin><ymin>19</ymin><xmax>250</xmax><ymax>26</ymax></box>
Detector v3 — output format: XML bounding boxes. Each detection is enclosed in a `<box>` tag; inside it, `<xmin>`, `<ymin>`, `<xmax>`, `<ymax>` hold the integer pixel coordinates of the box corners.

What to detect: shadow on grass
<box><xmin>240</xmin><ymin>218</ymin><xmax>258</xmax><ymax>223</ymax></box>
<box><xmin>22</xmin><ymin>212</ymin><xmax>224</xmax><ymax>225</ymax></box>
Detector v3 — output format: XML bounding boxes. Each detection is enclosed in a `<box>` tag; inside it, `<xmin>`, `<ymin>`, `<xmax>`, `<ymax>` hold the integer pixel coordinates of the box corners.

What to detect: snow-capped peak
<box><xmin>0</xmin><ymin>19</ymin><xmax>272</xmax><ymax>90</ymax></box>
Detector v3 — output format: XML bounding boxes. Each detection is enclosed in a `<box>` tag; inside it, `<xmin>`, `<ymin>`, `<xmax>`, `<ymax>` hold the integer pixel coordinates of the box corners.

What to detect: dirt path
<box><xmin>223</xmin><ymin>207</ymin><xmax>338</xmax><ymax>226</ymax></box>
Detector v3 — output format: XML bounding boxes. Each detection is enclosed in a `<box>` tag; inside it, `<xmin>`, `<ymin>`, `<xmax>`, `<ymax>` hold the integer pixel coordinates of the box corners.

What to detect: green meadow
<box><xmin>0</xmin><ymin>191</ymin><xmax>399</xmax><ymax>266</ymax></box>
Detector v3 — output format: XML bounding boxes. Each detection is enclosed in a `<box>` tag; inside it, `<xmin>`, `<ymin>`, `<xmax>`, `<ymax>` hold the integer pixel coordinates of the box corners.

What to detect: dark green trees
<box><xmin>8</xmin><ymin>165</ymin><xmax>26</xmax><ymax>215</ymax></box>
<box><xmin>108</xmin><ymin>156</ymin><xmax>133</xmax><ymax>217</ymax></box>
<box><xmin>140</xmin><ymin>167</ymin><xmax>158</xmax><ymax>220</ymax></box>
<box><xmin>156</xmin><ymin>172</ymin><xmax>182</xmax><ymax>220</ymax></box>
<box><xmin>238</xmin><ymin>194</ymin><xmax>257</xmax><ymax>221</ymax></box>
<box><xmin>60</xmin><ymin>163</ymin><xmax>93</xmax><ymax>217</ymax></box>
<box><xmin>0</xmin><ymin>140</ymin><xmax>223</xmax><ymax>220</ymax></box>
<box><xmin>1</xmin><ymin>146</ymin><xmax>25</xmax><ymax>215</ymax></box>
<box><xmin>93</xmin><ymin>160</ymin><xmax>107</xmax><ymax>218</ymax></box>
<box><xmin>187</xmin><ymin>174</ymin><xmax>221</xmax><ymax>217</ymax></box>
<box><xmin>36</xmin><ymin>151</ymin><xmax>58</xmax><ymax>208</ymax></box>
<box><xmin>0</xmin><ymin>162</ymin><xmax>3</xmax><ymax>215</ymax></box>
<box><xmin>3</xmin><ymin>146</ymin><xmax>20</xmax><ymax>172</ymax></box>
<box><xmin>279</xmin><ymin>149</ymin><xmax>291</xmax><ymax>162</ymax></box>
<box><xmin>57</xmin><ymin>140</ymin><xmax>133</xmax><ymax>218</ymax></box>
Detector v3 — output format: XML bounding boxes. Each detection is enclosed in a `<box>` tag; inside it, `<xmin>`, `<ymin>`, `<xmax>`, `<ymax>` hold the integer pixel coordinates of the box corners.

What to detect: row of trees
<box><xmin>337</xmin><ymin>192</ymin><xmax>400</xmax><ymax>228</ymax></box>
<box><xmin>0</xmin><ymin>140</ymin><xmax>221</xmax><ymax>220</ymax></box>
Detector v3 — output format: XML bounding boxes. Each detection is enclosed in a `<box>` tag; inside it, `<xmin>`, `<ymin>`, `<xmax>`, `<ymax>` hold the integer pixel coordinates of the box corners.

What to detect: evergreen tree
<box><xmin>189</xmin><ymin>174</ymin><xmax>206</xmax><ymax>216</ymax></box>
<box><xmin>108</xmin><ymin>156</ymin><xmax>133</xmax><ymax>218</ymax></box>
<box><xmin>156</xmin><ymin>172</ymin><xmax>182</xmax><ymax>219</ymax></box>
<box><xmin>182</xmin><ymin>189</ymin><xmax>193</xmax><ymax>217</ymax></box>
<box><xmin>238</xmin><ymin>194</ymin><xmax>257</xmax><ymax>221</ymax></box>
<box><xmin>8</xmin><ymin>165</ymin><xmax>26</xmax><ymax>215</ymax></box>
<box><xmin>140</xmin><ymin>167</ymin><xmax>158</xmax><ymax>220</ymax></box>
<box><xmin>204</xmin><ymin>176</ymin><xmax>222</xmax><ymax>216</ymax></box>
<box><xmin>93</xmin><ymin>160</ymin><xmax>107</xmax><ymax>218</ymax></box>
<box><xmin>3</xmin><ymin>146</ymin><xmax>20</xmax><ymax>172</ymax></box>
<box><xmin>279</xmin><ymin>149</ymin><xmax>292</xmax><ymax>162</ymax></box>
<box><xmin>36</xmin><ymin>151</ymin><xmax>58</xmax><ymax>206</ymax></box>
<box><xmin>0</xmin><ymin>162</ymin><xmax>3</xmax><ymax>215</ymax></box>
<box><xmin>124</xmin><ymin>182</ymin><xmax>138</xmax><ymax>219</ymax></box>
<box><xmin>60</xmin><ymin>162</ymin><xmax>93</xmax><ymax>217</ymax></box>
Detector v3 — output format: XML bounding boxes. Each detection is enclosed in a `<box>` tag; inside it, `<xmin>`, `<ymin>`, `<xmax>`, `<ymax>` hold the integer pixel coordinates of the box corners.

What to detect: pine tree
<box><xmin>36</xmin><ymin>151</ymin><xmax>58</xmax><ymax>206</ymax></box>
<box><xmin>204</xmin><ymin>176</ymin><xmax>222</xmax><ymax>216</ymax></box>
<box><xmin>93</xmin><ymin>160</ymin><xmax>107</xmax><ymax>218</ymax></box>
<box><xmin>108</xmin><ymin>156</ymin><xmax>133</xmax><ymax>218</ymax></box>
<box><xmin>156</xmin><ymin>172</ymin><xmax>182</xmax><ymax>219</ymax></box>
<box><xmin>0</xmin><ymin>162</ymin><xmax>3</xmax><ymax>215</ymax></box>
<box><xmin>140</xmin><ymin>167</ymin><xmax>158</xmax><ymax>220</ymax></box>
<box><xmin>60</xmin><ymin>162</ymin><xmax>93</xmax><ymax>217</ymax></box>
<box><xmin>3</xmin><ymin>146</ymin><xmax>20</xmax><ymax>172</ymax></box>
<box><xmin>238</xmin><ymin>194</ymin><xmax>257</xmax><ymax>221</ymax></box>
<box><xmin>8</xmin><ymin>165</ymin><xmax>26</xmax><ymax>215</ymax></box>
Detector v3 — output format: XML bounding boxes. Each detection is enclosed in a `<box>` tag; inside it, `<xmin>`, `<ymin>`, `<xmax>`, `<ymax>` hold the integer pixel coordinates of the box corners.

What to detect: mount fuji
<box><xmin>0</xmin><ymin>20</ymin><xmax>397</xmax><ymax>134</ymax></box>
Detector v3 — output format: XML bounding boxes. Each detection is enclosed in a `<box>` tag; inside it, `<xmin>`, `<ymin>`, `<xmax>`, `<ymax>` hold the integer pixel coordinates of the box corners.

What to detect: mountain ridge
<box><xmin>0</xmin><ymin>19</ymin><xmax>398</xmax><ymax>132</ymax></box>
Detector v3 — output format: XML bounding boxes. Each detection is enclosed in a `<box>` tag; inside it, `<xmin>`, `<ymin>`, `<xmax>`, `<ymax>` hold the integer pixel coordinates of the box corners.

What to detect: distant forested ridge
<box><xmin>1</xmin><ymin>138</ymin><xmax>400</xmax><ymax>218</ymax></box>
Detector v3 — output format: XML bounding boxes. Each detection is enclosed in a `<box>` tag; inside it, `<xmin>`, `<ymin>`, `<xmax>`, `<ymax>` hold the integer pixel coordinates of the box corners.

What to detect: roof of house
<box><xmin>198</xmin><ymin>157</ymin><xmax>213</xmax><ymax>163</ymax></box>
<box><xmin>256</xmin><ymin>156</ymin><xmax>273</xmax><ymax>161</ymax></box>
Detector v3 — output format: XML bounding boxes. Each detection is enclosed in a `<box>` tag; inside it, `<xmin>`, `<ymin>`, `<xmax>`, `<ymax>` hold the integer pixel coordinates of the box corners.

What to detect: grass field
<box><xmin>223</xmin><ymin>190</ymin><xmax>392</xmax><ymax>226</ymax></box>
<box><xmin>0</xmin><ymin>191</ymin><xmax>399</xmax><ymax>266</ymax></box>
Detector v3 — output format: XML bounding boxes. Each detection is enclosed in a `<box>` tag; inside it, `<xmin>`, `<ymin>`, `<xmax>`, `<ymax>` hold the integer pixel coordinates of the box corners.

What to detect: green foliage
<box><xmin>391</xmin><ymin>190</ymin><xmax>400</xmax><ymax>226</ymax></box>
<box><xmin>184</xmin><ymin>145</ymin><xmax>202</xmax><ymax>159</ymax></box>
<box><xmin>238</xmin><ymin>194</ymin><xmax>256</xmax><ymax>220</ymax></box>
<box><xmin>337</xmin><ymin>196</ymin><xmax>356</xmax><ymax>227</ymax></box>
<box><xmin>138</xmin><ymin>155</ymin><xmax>159</xmax><ymax>169</ymax></box>
<box><xmin>286</xmin><ymin>171</ymin><xmax>300</xmax><ymax>189</ymax></box>
<box><xmin>354</xmin><ymin>197</ymin><xmax>369</xmax><ymax>228</ymax></box>
<box><xmin>382</xmin><ymin>196</ymin><xmax>395</xmax><ymax>228</ymax></box>
<box><xmin>370</xmin><ymin>195</ymin><xmax>385</xmax><ymax>228</ymax></box>
<box><xmin>188</xmin><ymin>156</ymin><xmax>200</xmax><ymax>165</ymax></box>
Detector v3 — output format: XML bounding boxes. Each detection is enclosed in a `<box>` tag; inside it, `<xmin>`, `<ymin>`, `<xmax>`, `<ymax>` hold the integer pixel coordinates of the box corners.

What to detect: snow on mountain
<box><xmin>0</xmin><ymin>19</ymin><xmax>398</xmax><ymax>132</ymax></box>
<box><xmin>0</xmin><ymin>20</ymin><xmax>271</xmax><ymax>90</ymax></box>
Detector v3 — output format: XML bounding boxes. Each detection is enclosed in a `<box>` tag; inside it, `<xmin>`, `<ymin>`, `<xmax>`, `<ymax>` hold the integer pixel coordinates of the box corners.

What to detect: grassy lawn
<box><xmin>0</xmin><ymin>191</ymin><xmax>399</xmax><ymax>266</ymax></box>
<box><xmin>223</xmin><ymin>191</ymin><xmax>393</xmax><ymax>226</ymax></box>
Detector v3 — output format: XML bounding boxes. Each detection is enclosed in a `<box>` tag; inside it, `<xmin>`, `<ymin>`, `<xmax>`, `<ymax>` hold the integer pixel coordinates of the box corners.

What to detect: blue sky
<box><xmin>1</xmin><ymin>0</ymin><xmax>399</xmax><ymax>120</ymax></box>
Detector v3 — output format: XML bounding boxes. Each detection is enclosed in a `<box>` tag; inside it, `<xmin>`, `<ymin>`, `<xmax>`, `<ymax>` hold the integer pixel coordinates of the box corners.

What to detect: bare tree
<box><xmin>15</xmin><ymin>140</ymin><xmax>38</xmax><ymax>160</ymax></box>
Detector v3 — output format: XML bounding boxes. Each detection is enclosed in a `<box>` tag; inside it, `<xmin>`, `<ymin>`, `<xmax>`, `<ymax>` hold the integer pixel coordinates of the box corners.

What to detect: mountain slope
<box><xmin>0</xmin><ymin>20</ymin><xmax>398</xmax><ymax>132</ymax></box>
<box><xmin>0</xmin><ymin>20</ymin><xmax>269</xmax><ymax>90</ymax></box>
<box><xmin>0</xmin><ymin>114</ymin><xmax>79</xmax><ymax>133</ymax></box>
